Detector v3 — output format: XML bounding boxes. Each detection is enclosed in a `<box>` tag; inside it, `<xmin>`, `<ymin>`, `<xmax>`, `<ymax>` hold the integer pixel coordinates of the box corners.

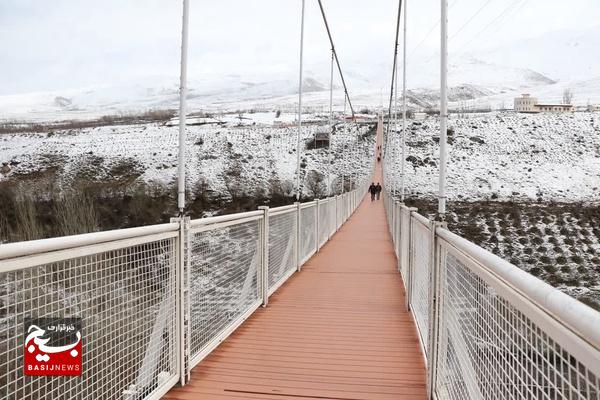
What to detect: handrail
<box><xmin>300</xmin><ymin>200</ymin><xmax>317</xmax><ymax>209</ymax></box>
<box><xmin>412</xmin><ymin>211</ymin><xmax>429</xmax><ymax>227</ymax></box>
<box><xmin>189</xmin><ymin>210</ymin><xmax>263</xmax><ymax>228</ymax></box>
<box><xmin>0</xmin><ymin>222</ymin><xmax>179</xmax><ymax>260</ymax></box>
<box><xmin>269</xmin><ymin>204</ymin><xmax>297</xmax><ymax>213</ymax></box>
<box><xmin>0</xmin><ymin>150</ymin><xmax>375</xmax><ymax>400</ymax></box>
<box><xmin>437</xmin><ymin>226</ymin><xmax>600</xmax><ymax>351</ymax></box>
<box><xmin>382</xmin><ymin>184</ymin><xmax>600</xmax><ymax>399</ymax></box>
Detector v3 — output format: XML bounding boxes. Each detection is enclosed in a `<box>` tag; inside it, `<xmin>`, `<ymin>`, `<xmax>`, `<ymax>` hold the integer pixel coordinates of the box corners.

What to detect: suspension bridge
<box><xmin>0</xmin><ymin>0</ymin><xmax>599</xmax><ymax>399</ymax></box>
<box><xmin>1</xmin><ymin>119</ymin><xmax>598</xmax><ymax>399</ymax></box>
<box><xmin>163</xmin><ymin>122</ymin><xmax>426</xmax><ymax>399</ymax></box>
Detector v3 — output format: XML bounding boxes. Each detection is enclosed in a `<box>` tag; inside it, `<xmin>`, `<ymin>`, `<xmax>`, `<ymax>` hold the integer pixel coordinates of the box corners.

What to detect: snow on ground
<box><xmin>384</xmin><ymin>112</ymin><xmax>600</xmax><ymax>203</ymax></box>
<box><xmin>0</xmin><ymin>119</ymin><xmax>375</xmax><ymax>199</ymax></box>
<box><xmin>383</xmin><ymin>111</ymin><xmax>600</xmax><ymax>309</ymax></box>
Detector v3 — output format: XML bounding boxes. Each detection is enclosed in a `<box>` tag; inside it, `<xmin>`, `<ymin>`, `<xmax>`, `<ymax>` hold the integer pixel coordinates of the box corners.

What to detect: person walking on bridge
<box><xmin>368</xmin><ymin>182</ymin><xmax>377</xmax><ymax>202</ymax></box>
<box><xmin>375</xmin><ymin>182</ymin><xmax>382</xmax><ymax>200</ymax></box>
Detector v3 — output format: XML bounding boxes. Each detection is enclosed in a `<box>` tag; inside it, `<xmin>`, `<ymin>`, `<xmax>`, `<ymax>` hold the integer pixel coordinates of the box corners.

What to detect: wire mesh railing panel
<box><xmin>383</xmin><ymin>189</ymin><xmax>389</xmax><ymax>211</ymax></box>
<box><xmin>337</xmin><ymin>197</ymin><xmax>343</xmax><ymax>230</ymax></box>
<box><xmin>394</xmin><ymin>205</ymin><xmax>401</xmax><ymax>257</ymax></box>
<box><xmin>300</xmin><ymin>206</ymin><xmax>316</xmax><ymax>263</ymax></box>
<box><xmin>188</xmin><ymin>220</ymin><xmax>261</xmax><ymax>360</ymax></box>
<box><xmin>329</xmin><ymin>200</ymin><xmax>336</xmax><ymax>237</ymax></box>
<box><xmin>410</xmin><ymin>217</ymin><xmax>432</xmax><ymax>353</ymax></box>
<box><xmin>436</xmin><ymin>250</ymin><xmax>600</xmax><ymax>400</ymax></box>
<box><xmin>400</xmin><ymin>208</ymin><xmax>411</xmax><ymax>280</ymax></box>
<box><xmin>385</xmin><ymin>194</ymin><xmax>393</xmax><ymax>234</ymax></box>
<box><xmin>0</xmin><ymin>237</ymin><xmax>179</xmax><ymax>400</ymax></box>
<box><xmin>267</xmin><ymin>211</ymin><xmax>297</xmax><ymax>291</ymax></box>
<box><xmin>318</xmin><ymin>201</ymin><xmax>329</xmax><ymax>248</ymax></box>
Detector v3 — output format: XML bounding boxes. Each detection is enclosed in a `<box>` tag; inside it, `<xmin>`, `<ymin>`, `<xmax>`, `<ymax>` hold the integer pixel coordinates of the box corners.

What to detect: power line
<box><xmin>456</xmin><ymin>0</ymin><xmax>527</xmax><ymax>53</ymax></box>
<box><xmin>406</xmin><ymin>0</ymin><xmax>460</xmax><ymax>60</ymax></box>
<box><xmin>449</xmin><ymin>0</ymin><xmax>494</xmax><ymax>42</ymax></box>
<box><xmin>421</xmin><ymin>0</ymin><xmax>524</xmax><ymax>64</ymax></box>
<box><xmin>316</xmin><ymin>0</ymin><xmax>355</xmax><ymax>118</ymax></box>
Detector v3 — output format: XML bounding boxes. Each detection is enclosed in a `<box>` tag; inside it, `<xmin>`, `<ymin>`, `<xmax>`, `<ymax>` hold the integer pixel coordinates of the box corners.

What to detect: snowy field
<box><xmin>0</xmin><ymin>114</ymin><xmax>375</xmax><ymax>200</ymax></box>
<box><xmin>383</xmin><ymin>111</ymin><xmax>600</xmax><ymax>309</ymax></box>
<box><xmin>385</xmin><ymin>111</ymin><xmax>600</xmax><ymax>203</ymax></box>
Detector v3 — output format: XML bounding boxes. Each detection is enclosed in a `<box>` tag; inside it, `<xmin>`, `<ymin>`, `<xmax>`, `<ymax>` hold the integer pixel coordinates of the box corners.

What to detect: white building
<box><xmin>514</xmin><ymin>94</ymin><xmax>573</xmax><ymax>113</ymax></box>
<box><xmin>535</xmin><ymin>103</ymin><xmax>574</xmax><ymax>113</ymax></box>
<box><xmin>514</xmin><ymin>94</ymin><xmax>538</xmax><ymax>113</ymax></box>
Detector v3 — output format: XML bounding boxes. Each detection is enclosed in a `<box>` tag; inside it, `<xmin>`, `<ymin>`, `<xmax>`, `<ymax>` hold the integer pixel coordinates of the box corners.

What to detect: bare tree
<box><xmin>53</xmin><ymin>191</ymin><xmax>98</xmax><ymax>237</ymax></box>
<box><xmin>14</xmin><ymin>194</ymin><xmax>42</xmax><ymax>241</ymax></box>
<box><xmin>305</xmin><ymin>170</ymin><xmax>326</xmax><ymax>199</ymax></box>
<box><xmin>563</xmin><ymin>89</ymin><xmax>574</xmax><ymax>105</ymax></box>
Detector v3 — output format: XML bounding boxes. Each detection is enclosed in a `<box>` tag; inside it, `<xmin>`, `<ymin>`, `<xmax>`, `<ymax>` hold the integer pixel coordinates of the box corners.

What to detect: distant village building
<box><xmin>535</xmin><ymin>103</ymin><xmax>574</xmax><ymax>112</ymax></box>
<box><xmin>588</xmin><ymin>104</ymin><xmax>600</xmax><ymax>112</ymax></box>
<box><xmin>514</xmin><ymin>94</ymin><xmax>538</xmax><ymax>113</ymax></box>
<box><xmin>514</xmin><ymin>94</ymin><xmax>573</xmax><ymax>113</ymax></box>
<box><xmin>309</xmin><ymin>126</ymin><xmax>330</xmax><ymax>149</ymax></box>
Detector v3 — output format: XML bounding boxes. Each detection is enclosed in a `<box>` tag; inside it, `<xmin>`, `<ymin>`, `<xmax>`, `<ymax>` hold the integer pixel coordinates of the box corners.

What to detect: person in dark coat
<box><xmin>368</xmin><ymin>182</ymin><xmax>376</xmax><ymax>201</ymax></box>
<box><xmin>375</xmin><ymin>183</ymin><xmax>382</xmax><ymax>200</ymax></box>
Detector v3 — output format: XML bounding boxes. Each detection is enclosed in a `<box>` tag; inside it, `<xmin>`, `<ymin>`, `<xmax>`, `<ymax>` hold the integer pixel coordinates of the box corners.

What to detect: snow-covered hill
<box><xmin>471</xmin><ymin>26</ymin><xmax>600</xmax><ymax>82</ymax></box>
<box><xmin>0</xmin><ymin>116</ymin><xmax>375</xmax><ymax>200</ymax></box>
<box><xmin>385</xmin><ymin>112</ymin><xmax>600</xmax><ymax>202</ymax></box>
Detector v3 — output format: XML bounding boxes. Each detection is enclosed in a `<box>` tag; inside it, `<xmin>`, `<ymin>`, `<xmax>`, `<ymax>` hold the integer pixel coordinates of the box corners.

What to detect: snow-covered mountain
<box><xmin>0</xmin><ymin>27</ymin><xmax>598</xmax><ymax>121</ymax></box>
<box><xmin>471</xmin><ymin>26</ymin><xmax>600</xmax><ymax>82</ymax></box>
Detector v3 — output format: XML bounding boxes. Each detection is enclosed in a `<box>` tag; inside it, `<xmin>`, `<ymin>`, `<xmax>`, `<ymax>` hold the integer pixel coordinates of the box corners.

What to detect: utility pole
<box><xmin>177</xmin><ymin>0</ymin><xmax>189</xmax><ymax>214</ymax></box>
<box><xmin>438</xmin><ymin>0</ymin><xmax>448</xmax><ymax>219</ymax></box>
<box><xmin>401</xmin><ymin>0</ymin><xmax>407</xmax><ymax>202</ymax></box>
<box><xmin>296</xmin><ymin>0</ymin><xmax>306</xmax><ymax>201</ymax></box>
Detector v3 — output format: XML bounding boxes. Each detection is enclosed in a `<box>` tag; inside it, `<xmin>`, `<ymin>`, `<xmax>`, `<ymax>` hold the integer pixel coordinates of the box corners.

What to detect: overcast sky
<box><xmin>1</xmin><ymin>0</ymin><xmax>599</xmax><ymax>95</ymax></box>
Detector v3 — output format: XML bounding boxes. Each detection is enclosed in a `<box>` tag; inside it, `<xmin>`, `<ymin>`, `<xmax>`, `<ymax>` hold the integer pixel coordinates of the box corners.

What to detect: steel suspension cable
<box><xmin>328</xmin><ymin>50</ymin><xmax>334</xmax><ymax>196</ymax></box>
<box><xmin>401</xmin><ymin>0</ymin><xmax>407</xmax><ymax>202</ymax></box>
<box><xmin>316</xmin><ymin>0</ymin><xmax>355</xmax><ymax>118</ymax></box>
<box><xmin>393</xmin><ymin>52</ymin><xmax>399</xmax><ymax>197</ymax></box>
<box><xmin>342</xmin><ymin>96</ymin><xmax>347</xmax><ymax>194</ymax></box>
<box><xmin>296</xmin><ymin>0</ymin><xmax>306</xmax><ymax>201</ymax></box>
<box><xmin>386</xmin><ymin>0</ymin><xmax>403</xmax><ymax>158</ymax></box>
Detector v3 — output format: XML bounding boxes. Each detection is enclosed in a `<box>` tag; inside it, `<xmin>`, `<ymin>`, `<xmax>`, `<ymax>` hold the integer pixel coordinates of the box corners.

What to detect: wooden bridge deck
<box><xmin>164</xmin><ymin>123</ymin><xmax>427</xmax><ymax>399</ymax></box>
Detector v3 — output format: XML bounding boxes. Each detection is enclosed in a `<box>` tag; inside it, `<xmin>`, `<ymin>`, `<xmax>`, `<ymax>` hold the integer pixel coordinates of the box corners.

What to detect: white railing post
<box><xmin>258</xmin><ymin>206</ymin><xmax>269</xmax><ymax>307</ymax></box>
<box><xmin>296</xmin><ymin>202</ymin><xmax>302</xmax><ymax>271</ymax></box>
<box><xmin>171</xmin><ymin>216</ymin><xmax>190</xmax><ymax>386</ymax></box>
<box><xmin>183</xmin><ymin>216</ymin><xmax>191</xmax><ymax>382</ymax></box>
<box><xmin>405</xmin><ymin>207</ymin><xmax>418</xmax><ymax>309</ymax></box>
<box><xmin>392</xmin><ymin>200</ymin><xmax>397</xmax><ymax>258</ymax></box>
<box><xmin>426</xmin><ymin>220</ymin><xmax>446</xmax><ymax>398</ymax></box>
<box><xmin>339</xmin><ymin>195</ymin><xmax>343</xmax><ymax>228</ymax></box>
<box><xmin>329</xmin><ymin>198</ymin><xmax>334</xmax><ymax>240</ymax></box>
<box><xmin>177</xmin><ymin>217</ymin><xmax>186</xmax><ymax>386</ymax></box>
<box><xmin>396</xmin><ymin>201</ymin><xmax>401</xmax><ymax>259</ymax></box>
<box><xmin>339</xmin><ymin>195</ymin><xmax>342</xmax><ymax>228</ymax></box>
<box><xmin>315</xmin><ymin>199</ymin><xmax>320</xmax><ymax>252</ymax></box>
<box><xmin>346</xmin><ymin>194</ymin><xmax>350</xmax><ymax>220</ymax></box>
<box><xmin>347</xmin><ymin>193</ymin><xmax>350</xmax><ymax>219</ymax></box>
<box><xmin>334</xmin><ymin>196</ymin><xmax>339</xmax><ymax>232</ymax></box>
<box><xmin>393</xmin><ymin>200</ymin><xmax>399</xmax><ymax>244</ymax></box>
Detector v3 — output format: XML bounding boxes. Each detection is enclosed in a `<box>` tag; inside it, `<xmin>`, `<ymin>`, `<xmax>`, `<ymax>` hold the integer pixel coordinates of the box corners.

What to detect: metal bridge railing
<box><xmin>383</xmin><ymin>190</ymin><xmax>600</xmax><ymax>400</ymax></box>
<box><xmin>0</xmin><ymin>187</ymin><xmax>367</xmax><ymax>400</ymax></box>
<box><xmin>0</xmin><ymin>223</ymin><xmax>181</xmax><ymax>400</ymax></box>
